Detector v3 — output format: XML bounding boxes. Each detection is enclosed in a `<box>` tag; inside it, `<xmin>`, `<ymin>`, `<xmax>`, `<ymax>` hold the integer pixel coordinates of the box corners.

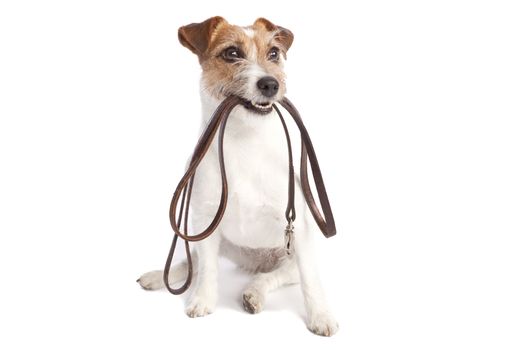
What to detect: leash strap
<box><xmin>279</xmin><ymin>97</ymin><xmax>337</xmax><ymax>238</ymax></box>
<box><xmin>163</xmin><ymin>96</ymin><xmax>336</xmax><ymax>294</ymax></box>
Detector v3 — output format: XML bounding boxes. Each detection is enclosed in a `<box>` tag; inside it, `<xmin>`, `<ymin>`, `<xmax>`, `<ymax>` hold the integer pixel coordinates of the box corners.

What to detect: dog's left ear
<box><xmin>254</xmin><ymin>18</ymin><xmax>294</xmax><ymax>54</ymax></box>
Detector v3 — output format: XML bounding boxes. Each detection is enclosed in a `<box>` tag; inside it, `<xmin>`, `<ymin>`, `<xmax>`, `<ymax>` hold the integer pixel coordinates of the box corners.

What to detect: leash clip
<box><xmin>284</xmin><ymin>219</ymin><xmax>295</xmax><ymax>255</ymax></box>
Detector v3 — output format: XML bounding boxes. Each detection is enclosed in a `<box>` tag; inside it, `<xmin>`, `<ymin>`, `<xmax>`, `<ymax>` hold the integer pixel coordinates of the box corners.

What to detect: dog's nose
<box><xmin>257</xmin><ymin>76</ymin><xmax>279</xmax><ymax>97</ymax></box>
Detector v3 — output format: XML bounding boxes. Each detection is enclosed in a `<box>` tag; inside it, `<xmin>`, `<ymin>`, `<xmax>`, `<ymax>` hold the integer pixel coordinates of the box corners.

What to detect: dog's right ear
<box><xmin>178</xmin><ymin>16</ymin><xmax>226</xmax><ymax>57</ymax></box>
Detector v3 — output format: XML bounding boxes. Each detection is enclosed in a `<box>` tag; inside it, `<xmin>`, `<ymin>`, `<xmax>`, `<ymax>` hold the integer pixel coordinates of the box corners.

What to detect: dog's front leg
<box><xmin>294</xmin><ymin>226</ymin><xmax>339</xmax><ymax>336</ymax></box>
<box><xmin>185</xmin><ymin>231</ymin><xmax>221</xmax><ymax>318</ymax></box>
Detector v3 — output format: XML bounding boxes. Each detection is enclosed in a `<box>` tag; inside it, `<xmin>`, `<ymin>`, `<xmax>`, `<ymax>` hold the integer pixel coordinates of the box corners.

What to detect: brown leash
<box><xmin>163</xmin><ymin>95</ymin><xmax>336</xmax><ymax>294</ymax></box>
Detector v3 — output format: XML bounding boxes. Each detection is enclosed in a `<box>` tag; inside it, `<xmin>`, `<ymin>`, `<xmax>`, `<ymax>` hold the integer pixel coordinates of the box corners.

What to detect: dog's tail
<box><xmin>136</xmin><ymin>255</ymin><xmax>198</xmax><ymax>291</ymax></box>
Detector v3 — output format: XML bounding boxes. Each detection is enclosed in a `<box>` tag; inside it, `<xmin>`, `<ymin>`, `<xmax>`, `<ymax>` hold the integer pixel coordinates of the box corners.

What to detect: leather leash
<box><xmin>163</xmin><ymin>95</ymin><xmax>336</xmax><ymax>295</ymax></box>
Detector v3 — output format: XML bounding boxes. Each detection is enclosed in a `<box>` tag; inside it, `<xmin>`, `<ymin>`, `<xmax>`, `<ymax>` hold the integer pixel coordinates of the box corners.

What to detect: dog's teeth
<box><xmin>251</xmin><ymin>102</ymin><xmax>270</xmax><ymax>109</ymax></box>
<box><xmin>248</xmin><ymin>100</ymin><xmax>272</xmax><ymax>112</ymax></box>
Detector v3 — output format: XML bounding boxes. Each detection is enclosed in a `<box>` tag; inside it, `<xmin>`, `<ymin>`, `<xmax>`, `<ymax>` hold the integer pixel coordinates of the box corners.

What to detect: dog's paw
<box><xmin>242</xmin><ymin>288</ymin><xmax>265</xmax><ymax>314</ymax></box>
<box><xmin>307</xmin><ymin>312</ymin><xmax>339</xmax><ymax>337</ymax></box>
<box><xmin>185</xmin><ymin>297</ymin><xmax>215</xmax><ymax>318</ymax></box>
<box><xmin>136</xmin><ymin>270</ymin><xmax>164</xmax><ymax>290</ymax></box>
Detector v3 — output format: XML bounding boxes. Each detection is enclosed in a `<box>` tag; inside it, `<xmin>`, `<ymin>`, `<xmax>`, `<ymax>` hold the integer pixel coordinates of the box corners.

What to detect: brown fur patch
<box><xmin>178</xmin><ymin>16</ymin><xmax>227</xmax><ymax>59</ymax></box>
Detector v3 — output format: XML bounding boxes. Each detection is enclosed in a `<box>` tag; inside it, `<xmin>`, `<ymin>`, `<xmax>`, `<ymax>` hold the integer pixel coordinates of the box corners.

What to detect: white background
<box><xmin>1</xmin><ymin>0</ymin><xmax>524</xmax><ymax>349</ymax></box>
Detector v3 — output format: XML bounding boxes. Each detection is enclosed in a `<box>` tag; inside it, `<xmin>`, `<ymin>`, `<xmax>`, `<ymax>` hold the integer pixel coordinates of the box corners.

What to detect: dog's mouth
<box><xmin>239</xmin><ymin>98</ymin><xmax>274</xmax><ymax>115</ymax></box>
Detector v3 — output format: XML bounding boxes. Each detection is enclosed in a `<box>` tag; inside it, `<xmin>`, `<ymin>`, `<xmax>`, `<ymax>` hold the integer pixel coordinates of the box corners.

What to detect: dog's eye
<box><xmin>222</xmin><ymin>46</ymin><xmax>243</xmax><ymax>62</ymax></box>
<box><xmin>268</xmin><ymin>47</ymin><xmax>280</xmax><ymax>61</ymax></box>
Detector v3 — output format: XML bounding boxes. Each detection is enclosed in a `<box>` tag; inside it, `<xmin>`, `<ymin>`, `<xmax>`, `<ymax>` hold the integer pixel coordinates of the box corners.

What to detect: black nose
<box><xmin>257</xmin><ymin>76</ymin><xmax>279</xmax><ymax>97</ymax></box>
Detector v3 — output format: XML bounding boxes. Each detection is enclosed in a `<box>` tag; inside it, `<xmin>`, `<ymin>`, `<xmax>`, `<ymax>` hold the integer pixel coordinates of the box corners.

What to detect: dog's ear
<box><xmin>254</xmin><ymin>18</ymin><xmax>294</xmax><ymax>54</ymax></box>
<box><xmin>178</xmin><ymin>16</ymin><xmax>226</xmax><ymax>57</ymax></box>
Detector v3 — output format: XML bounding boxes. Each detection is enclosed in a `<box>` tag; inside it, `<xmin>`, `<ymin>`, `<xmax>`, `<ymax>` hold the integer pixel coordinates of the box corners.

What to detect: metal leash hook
<box><xmin>284</xmin><ymin>219</ymin><xmax>295</xmax><ymax>255</ymax></box>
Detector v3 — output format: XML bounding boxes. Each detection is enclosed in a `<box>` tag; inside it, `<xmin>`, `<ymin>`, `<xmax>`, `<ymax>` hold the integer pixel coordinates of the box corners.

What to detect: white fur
<box><xmin>139</xmin><ymin>72</ymin><xmax>338</xmax><ymax>337</ymax></box>
<box><xmin>241</xmin><ymin>63</ymin><xmax>268</xmax><ymax>103</ymax></box>
<box><xmin>242</xmin><ymin>27</ymin><xmax>255</xmax><ymax>38</ymax></box>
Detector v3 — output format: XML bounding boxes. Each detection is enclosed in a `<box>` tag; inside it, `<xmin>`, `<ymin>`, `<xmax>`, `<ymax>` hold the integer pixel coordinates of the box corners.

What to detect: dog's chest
<box><xmin>191</xmin><ymin>111</ymin><xmax>291</xmax><ymax>248</ymax></box>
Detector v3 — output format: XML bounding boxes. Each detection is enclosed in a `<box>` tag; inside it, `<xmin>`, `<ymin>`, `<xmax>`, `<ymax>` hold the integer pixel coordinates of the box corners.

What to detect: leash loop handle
<box><xmin>278</xmin><ymin>98</ymin><xmax>337</xmax><ymax>237</ymax></box>
<box><xmin>164</xmin><ymin>95</ymin><xmax>240</xmax><ymax>294</ymax></box>
<box><xmin>163</xmin><ymin>95</ymin><xmax>336</xmax><ymax>295</ymax></box>
<box><xmin>168</xmin><ymin>96</ymin><xmax>240</xmax><ymax>242</ymax></box>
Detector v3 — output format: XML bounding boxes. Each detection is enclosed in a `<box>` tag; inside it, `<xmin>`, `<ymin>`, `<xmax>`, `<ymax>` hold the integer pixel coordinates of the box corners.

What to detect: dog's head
<box><xmin>178</xmin><ymin>16</ymin><xmax>293</xmax><ymax>115</ymax></box>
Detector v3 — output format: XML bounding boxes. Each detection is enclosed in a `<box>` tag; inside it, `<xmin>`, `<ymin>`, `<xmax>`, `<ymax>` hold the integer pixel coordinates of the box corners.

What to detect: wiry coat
<box><xmin>138</xmin><ymin>17</ymin><xmax>338</xmax><ymax>336</ymax></box>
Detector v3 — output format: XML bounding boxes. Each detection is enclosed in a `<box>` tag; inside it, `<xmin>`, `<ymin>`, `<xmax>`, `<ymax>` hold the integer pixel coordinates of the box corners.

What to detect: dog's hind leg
<box><xmin>242</xmin><ymin>257</ymin><xmax>299</xmax><ymax>314</ymax></box>
<box><xmin>137</xmin><ymin>253</ymin><xmax>198</xmax><ymax>291</ymax></box>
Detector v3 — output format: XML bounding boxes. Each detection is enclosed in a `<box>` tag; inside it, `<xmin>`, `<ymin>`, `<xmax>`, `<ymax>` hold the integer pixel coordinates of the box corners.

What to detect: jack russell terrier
<box><xmin>137</xmin><ymin>16</ymin><xmax>338</xmax><ymax>337</ymax></box>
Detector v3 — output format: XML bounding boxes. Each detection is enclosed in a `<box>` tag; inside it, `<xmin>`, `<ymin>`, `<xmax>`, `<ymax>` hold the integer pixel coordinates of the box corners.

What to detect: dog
<box><xmin>137</xmin><ymin>16</ymin><xmax>338</xmax><ymax>336</ymax></box>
